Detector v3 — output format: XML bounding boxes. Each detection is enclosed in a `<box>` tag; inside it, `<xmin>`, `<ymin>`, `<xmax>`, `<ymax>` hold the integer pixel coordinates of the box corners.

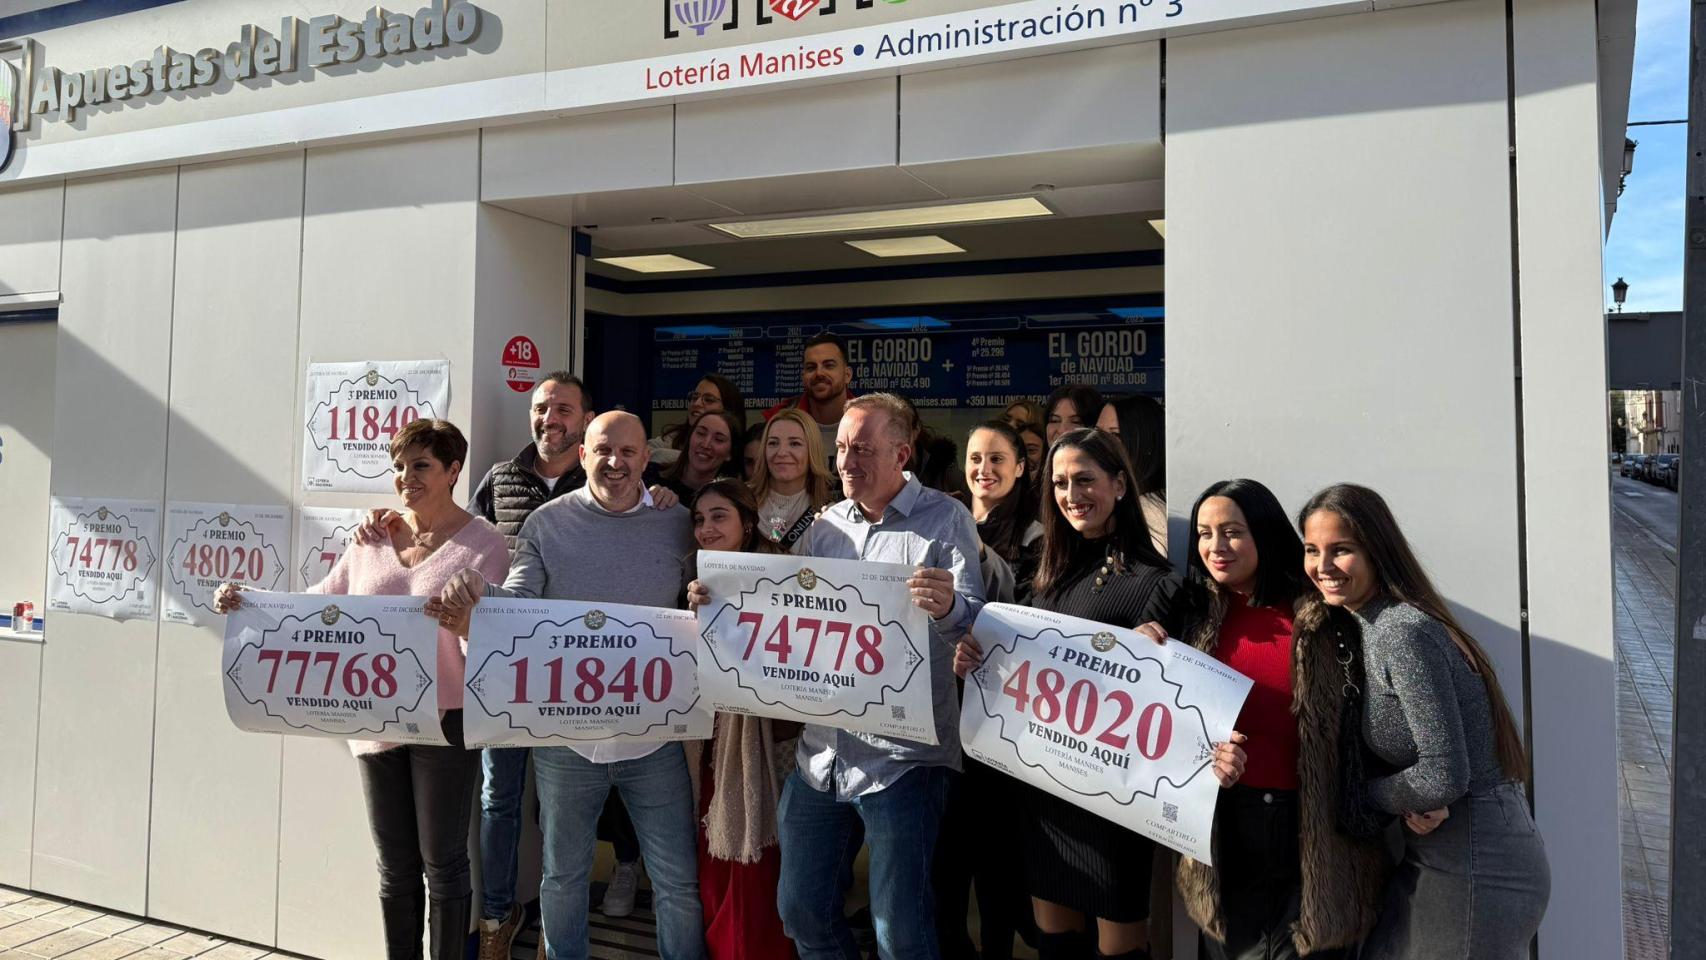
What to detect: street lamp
<box><xmin>1612</xmin><ymin>277</ymin><xmax>1629</xmax><ymax>313</ymax></box>
<box><xmin>1619</xmin><ymin>138</ymin><xmax>1638</xmax><ymax>196</ymax></box>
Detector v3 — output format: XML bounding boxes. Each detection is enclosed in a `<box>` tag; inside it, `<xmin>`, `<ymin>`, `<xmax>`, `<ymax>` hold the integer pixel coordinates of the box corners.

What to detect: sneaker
<box><xmin>477</xmin><ymin>903</ymin><xmax>523</xmax><ymax>960</ymax></box>
<box><xmin>601</xmin><ymin>860</ymin><xmax>642</xmax><ymax>918</ymax></box>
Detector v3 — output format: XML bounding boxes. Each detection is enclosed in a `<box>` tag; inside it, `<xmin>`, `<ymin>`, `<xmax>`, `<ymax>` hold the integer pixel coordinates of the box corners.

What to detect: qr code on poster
<box><xmin>891</xmin><ymin>705</ymin><xmax>907</xmax><ymax>721</ymax></box>
<box><xmin>405</xmin><ymin>723</ymin><xmax>420</xmax><ymax>735</ymax></box>
<box><xmin>674</xmin><ymin>725</ymin><xmax>688</xmax><ymax>734</ymax></box>
<box><xmin>1162</xmin><ymin>802</ymin><xmax>1179</xmax><ymax>823</ymax></box>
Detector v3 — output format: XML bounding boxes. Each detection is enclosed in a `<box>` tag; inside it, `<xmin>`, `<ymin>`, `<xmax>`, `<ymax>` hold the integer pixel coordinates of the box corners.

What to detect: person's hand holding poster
<box><xmin>960</xmin><ymin>602</ymin><xmax>1252</xmax><ymax>863</ymax></box>
<box><xmin>695</xmin><ymin>550</ymin><xmax>936</xmax><ymax>744</ymax></box>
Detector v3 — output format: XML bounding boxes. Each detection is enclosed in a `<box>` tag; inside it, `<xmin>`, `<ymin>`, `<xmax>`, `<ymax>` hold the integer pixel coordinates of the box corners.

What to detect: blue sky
<box><xmin>1604</xmin><ymin>0</ymin><xmax>1688</xmax><ymax>313</ymax></box>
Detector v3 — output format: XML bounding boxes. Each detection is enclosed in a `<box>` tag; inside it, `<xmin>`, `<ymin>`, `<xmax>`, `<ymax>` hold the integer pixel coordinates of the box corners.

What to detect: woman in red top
<box><xmin>1140</xmin><ymin>479</ymin><xmax>1388</xmax><ymax>960</ymax></box>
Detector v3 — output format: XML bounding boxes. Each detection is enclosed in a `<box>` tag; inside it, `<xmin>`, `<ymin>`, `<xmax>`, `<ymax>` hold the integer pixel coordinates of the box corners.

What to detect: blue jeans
<box><xmin>532</xmin><ymin>744</ymin><xmax>705</xmax><ymax>960</ymax></box>
<box><xmin>777</xmin><ymin>766</ymin><xmax>952</xmax><ymax>960</ymax></box>
<box><xmin>479</xmin><ymin>747</ymin><xmax>530</xmax><ymax>920</ymax></box>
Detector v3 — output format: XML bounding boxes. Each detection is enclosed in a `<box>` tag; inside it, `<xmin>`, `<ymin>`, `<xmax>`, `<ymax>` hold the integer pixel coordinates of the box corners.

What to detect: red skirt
<box><xmin>697</xmin><ymin>752</ymin><xmax>795</xmax><ymax>959</ymax></box>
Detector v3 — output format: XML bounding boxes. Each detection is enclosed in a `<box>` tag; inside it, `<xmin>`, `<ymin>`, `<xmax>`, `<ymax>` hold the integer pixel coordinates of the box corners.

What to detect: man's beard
<box><xmin>536</xmin><ymin>427</ymin><xmax>583</xmax><ymax>459</ymax></box>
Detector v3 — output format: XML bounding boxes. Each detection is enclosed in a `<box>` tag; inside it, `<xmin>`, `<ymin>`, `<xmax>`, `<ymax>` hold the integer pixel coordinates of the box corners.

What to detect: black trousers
<box><xmin>935</xmin><ymin>763</ymin><xmax>1035</xmax><ymax>960</ymax></box>
<box><xmin>1205</xmin><ymin>786</ymin><xmax>1345</xmax><ymax>960</ymax></box>
<box><xmin>598</xmin><ymin>789</ymin><xmax>642</xmax><ymax>863</ymax></box>
<box><xmin>357</xmin><ymin>710</ymin><xmax>482</xmax><ymax>900</ymax></box>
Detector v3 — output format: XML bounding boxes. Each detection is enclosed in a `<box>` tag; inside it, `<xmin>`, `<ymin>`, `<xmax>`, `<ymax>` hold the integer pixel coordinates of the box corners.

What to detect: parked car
<box><xmin>1669</xmin><ymin>459</ymin><xmax>1683</xmax><ymax>492</ymax></box>
<box><xmin>1611</xmin><ymin>452</ymin><xmax>1622</xmax><ymax>464</ymax></box>
<box><xmin>1653</xmin><ymin>454</ymin><xmax>1680</xmax><ymax>489</ymax></box>
<box><xmin>1622</xmin><ymin>454</ymin><xmax>1646</xmax><ymax>478</ymax></box>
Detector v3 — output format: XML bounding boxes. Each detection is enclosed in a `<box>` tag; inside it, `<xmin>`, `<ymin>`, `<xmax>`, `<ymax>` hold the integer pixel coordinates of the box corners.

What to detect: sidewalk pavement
<box><xmin>0</xmin><ymin>886</ymin><xmax>310</xmax><ymax>959</ymax></box>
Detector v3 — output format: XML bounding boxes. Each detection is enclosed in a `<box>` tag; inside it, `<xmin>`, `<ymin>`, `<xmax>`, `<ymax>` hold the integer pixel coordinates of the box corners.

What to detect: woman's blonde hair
<box><xmin>750</xmin><ymin>408</ymin><xmax>836</xmax><ymax>508</ymax></box>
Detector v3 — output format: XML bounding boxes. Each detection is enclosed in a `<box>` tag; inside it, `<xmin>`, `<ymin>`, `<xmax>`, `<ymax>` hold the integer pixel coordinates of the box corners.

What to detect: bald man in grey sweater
<box><xmin>440</xmin><ymin>412</ymin><xmax>706</xmax><ymax>960</ymax></box>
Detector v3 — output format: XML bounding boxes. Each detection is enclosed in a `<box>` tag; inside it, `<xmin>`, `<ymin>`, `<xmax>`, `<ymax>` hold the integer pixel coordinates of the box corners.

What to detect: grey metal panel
<box><xmin>0</xmin><ymin>183</ymin><xmax>65</xmax><ymax>298</ymax></box>
<box><xmin>1609</xmin><ymin>312</ymin><xmax>1684</xmax><ymax>388</ymax></box>
<box><xmin>899</xmin><ymin>44</ymin><xmax>1161</xmax><ymax>165</ymax></box>
<box><xmin>674</xmin><ymin>77</ymin><xmax>899</xmax><ymax>185</ymax></box>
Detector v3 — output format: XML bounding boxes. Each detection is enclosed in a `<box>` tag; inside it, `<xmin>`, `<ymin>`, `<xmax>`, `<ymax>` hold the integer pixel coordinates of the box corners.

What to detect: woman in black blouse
<box><xmin>955</xmin><ymin>429</ymin><xmax>1244</xmax><ymax>960</ymax></box>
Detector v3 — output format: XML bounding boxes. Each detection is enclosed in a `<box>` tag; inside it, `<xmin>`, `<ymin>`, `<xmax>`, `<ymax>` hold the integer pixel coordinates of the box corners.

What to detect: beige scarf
<box><xmin>683</xmin><ymin>714</ymin><xmax>792</xmax><ymax>864</ymax></box>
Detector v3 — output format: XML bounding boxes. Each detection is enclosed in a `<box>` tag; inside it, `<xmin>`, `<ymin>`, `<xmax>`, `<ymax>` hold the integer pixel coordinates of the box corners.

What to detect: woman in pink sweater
<box><xmin>216</xmin><ymin>417</ymin><xmax>509</xmax><ymax>960</ymax></box>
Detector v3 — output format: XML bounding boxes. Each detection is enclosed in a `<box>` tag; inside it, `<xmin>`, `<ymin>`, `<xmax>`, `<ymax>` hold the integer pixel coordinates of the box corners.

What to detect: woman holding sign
<box><xmin>956</xmin><ymin>429</ymin><xmax>1238</xmax><ymax>960</ymax></box>
<box><xmin>684</xmin><ymin>478</ymin><xmax>798</xmax><ymax>960</ymax></box>
<box><xmin>748</xmin><ymin>408</ymin><xmax>836</xmax><ymax>553</ymax></box>
<box><xmin>1298</xmin><ymin>484</ymin><xmax>1548</xmax><ymax>960</ymax></box>
<box><xmin>216</xmin><ymin>418</ymin><xmax>510</xmax><ymax>960</ymax></box>
<box><xmin>1151</xmin><ymin>479</ymin><xmax>1388</xmax><ymax>960</ymax></box>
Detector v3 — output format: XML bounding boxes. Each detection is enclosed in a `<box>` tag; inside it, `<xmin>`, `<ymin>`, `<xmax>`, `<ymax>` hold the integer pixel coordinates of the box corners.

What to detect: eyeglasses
<box><xmin>688</xmin><ymin>391</ymin><xmax>721</xmax><ymax>406</ymax></box>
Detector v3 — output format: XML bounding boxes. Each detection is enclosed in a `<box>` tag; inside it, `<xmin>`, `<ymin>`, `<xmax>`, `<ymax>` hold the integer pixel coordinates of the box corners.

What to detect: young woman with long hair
<box><xmin>657</xmin><ymin>408</ymin><xmax>744</xmax><ymax>502</ymax></box>
<box><xmin>1298</xmin><ymin>483</ymin><xmax>1548</xmax><ymax>960</ymax></box>
<box><xmin>963</xmin><ymin>420</ymin><xmax>1043</xmax><ymax>602</ymax></box>
<box><xmin>1095</xmin><ymin>395</ymin><xmax>1167</xmax><ymax>553</ymax></box>
<box><xmin>747</xmin><ymin>408</ymin><xmax>836</xmax><ymax>553</ymax></box>
<box><xmin>653</xmin><ymin>374</ymin><xmax>745</xmax><ymax>466</ymax></box>
<box><xmin>1137</xmin><ymin>480</ymin><xmax>1388</xmax><ymax>960</ymax></box>
<box><xmin>1005</xmin><ymin>398</ymin><xmax>1047</xmax><ymax>431</ymax></box>
<box><xmin>1018</xmin><ymin>421</ymin><xmax>1048</xmax><ymax>477</ymax></box>
<box><xmin>953</xmin><ymin>429</ymin><xmax>1243</xmax><ymax>960</ymax></box>
<box><xmin>684</xmin><ymin>478</ymin><xmax>797</xmax><ymax>960</ymax></box>
<box><xmin>1043</xmin><ymin>384</ymin><xmax>1104</xmax><ymax>446</ymax></box>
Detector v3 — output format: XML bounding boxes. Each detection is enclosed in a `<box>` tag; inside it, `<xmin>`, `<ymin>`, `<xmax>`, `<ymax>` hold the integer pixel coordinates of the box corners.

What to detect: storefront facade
<box><xmin>0</xmin><ymin>0</ymin><xmax>1628</xmax><ymax>956</ymax></box>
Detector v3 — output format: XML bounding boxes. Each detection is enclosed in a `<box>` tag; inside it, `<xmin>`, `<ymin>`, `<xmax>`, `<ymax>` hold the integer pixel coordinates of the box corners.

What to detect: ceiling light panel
<box><xmin>595</xmin><ymin>254</ymin><xmax>715</xmax><ymax>273</ymax></box>
<box><xmin>845</xmin><ymin>236</ymin><xmax>967</xmax><ymax>258</ymax></box>
<box><xmin>708</xmin><ymin>197</ymin><xmax>1053</xmax><ymax>239</ymax></box>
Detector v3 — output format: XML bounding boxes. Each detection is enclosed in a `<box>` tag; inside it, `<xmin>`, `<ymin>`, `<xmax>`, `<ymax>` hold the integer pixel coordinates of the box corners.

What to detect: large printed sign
<box><xmin>464</xmin><ymin>598</ymin><xmax>713</xmax><ymax>747</ymax></box>
<box><xmin>222</xmin><ymin>591</ymin><xmax>446</xmax><ymax>744</ymax></box>
<box><xmin>47</xmin><ymin>497</ymin><xmax>161</xmax><ymax>621</ymax></box>
<box><xmin>296</xmin><ymin>506</ymin><xmax>366</xmax><ymax>590</ymax></box>
<box><xmin>164</xmin><ymin>502</ymin><xmax>289</xmax><ymax>626</ymax></box>
<box><xmin>695</xmin><ymin>551</ymin><xmax>936</xmax><ymax>744</ymax></box>
<box><xmin>961</xmin><ymin>603</ymin><xmax>1251</xmax><ymax>863</ymax></box>
<box><xmin>302</xmin><ymin>360</ymin><xmax>450</xmax><ymax>493</ymax></box>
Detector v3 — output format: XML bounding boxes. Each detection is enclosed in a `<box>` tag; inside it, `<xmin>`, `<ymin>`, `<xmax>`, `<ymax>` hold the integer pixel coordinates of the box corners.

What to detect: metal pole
<box><xmin>1670</xmin><ymin>0</ymin><xmax>1706</xmax><ymax>954</ymax></box>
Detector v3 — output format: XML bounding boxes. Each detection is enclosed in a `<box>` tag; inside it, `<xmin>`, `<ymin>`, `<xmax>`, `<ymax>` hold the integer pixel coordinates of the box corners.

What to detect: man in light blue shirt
<box><xmin>693</xmin><ymin>391</ymin><xmax>982</xmax><ymax>959</ymax></box>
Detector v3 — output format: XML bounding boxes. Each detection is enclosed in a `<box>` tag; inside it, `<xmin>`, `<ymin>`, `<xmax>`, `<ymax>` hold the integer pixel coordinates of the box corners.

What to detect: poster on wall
<box><xmin>301</xmin><ymin>360</ymin><xmax>450</xmax><ymax>493</ymax></box>
<box><xmin>463</xmin><ymin>598</ymin><xmax>712</xmax><ymax>748</ymax></box>
<box><xmin>296</xmin><ymin>506</ymin><xmax>367</xmax><ymax>591</ymax></box>
<box><xmin>222</xmin><ymin>590</ymin><xmax>447</xmax><ymax>744</ymax></box>
<box><xmin>960</xmin><ymin>603</ymin><xmax>1251</xmax><ymax>863</ymax></box>
<box><xmin>694</xmin><ymin>551</ymin><xmax>937</xmax><ymax>744</ymax></box>
<box><xmin>163</xmin><ymin>502</ymin><xmax>290</xmax><ymax>627</ymax></box>
<box><xmin>46</xmin><ymin>496</ymin><xmax>163</xmax><ymax>622</ymax></box>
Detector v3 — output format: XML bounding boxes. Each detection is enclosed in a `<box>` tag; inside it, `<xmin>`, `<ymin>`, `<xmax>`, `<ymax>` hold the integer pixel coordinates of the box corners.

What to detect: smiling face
<box><xmin>1046</xmin><ymin>398</ymin><xmax>1087</xmax><ymax>445</ymax></box>
<box><xmin>392</xmin><ymin>443</ymin><xmax>459</xmax><ymax>511</ymax></box>
<box><xmin>531</xmin><ymin>379</ymin><xmax>591</xmax><ymax>460</ymax></box>
<box><xmin>688</xmin><ymin>378</ymin><xmax>725</xmax><ymax>420</ymax></box>
<box><xmin>1196</xmin><ymin>496</ymin><xmax>1258</xmax><ymax>595</ymax></box>
<box><xmin>965</xmin><ymin>427</ymin><xmax>1025</xmax><ymax>507</ymax></box>
<box><xmin>1051</xmin><ymin>444</ymin><xmax>1126</xmax><ymax>538</ymax></box>
<box><xmin>692</xmin><ymin>490</ymin><xmax>748</xmax><ymax>552</ymax></box>
<box><xmin>765</xmin><ymin>417</ymin><xmax>809</xmax><ymax>485</ymax></box>
<box><xmin>802</xmin><ymin>343</ymin><xmax>852</xmax><ymax>403</ymax></box>
<box><xmin>1301</xmin><ymin>509</ymin><xmax>1380</xmax><ymax>611</ymax></box>
<box><xmin>836</xmin><ymin>406</ymin><xmax>909</xmax><ymax>509</ymax></box>
<box><xmin>583</xmin><ymin>413</ymin><xmax>649</xmax><ymax>511</ymax></box>
<box><xmin>686</xmin><ymin>414</ymin><xmax>734</xmax><ymax>478</ymax></box>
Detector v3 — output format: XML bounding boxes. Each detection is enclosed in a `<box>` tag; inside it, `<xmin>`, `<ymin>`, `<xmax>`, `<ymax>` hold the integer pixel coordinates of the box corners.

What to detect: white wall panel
<box><xmin>146</xmin><ymin>152</ymin><xmax>306</xmax><ymax>944</ymax></box>
<box><xmin>33</xmin><ymin>168</ymin><xmax>178</xmax><ymax>912</ymax></box>
<box><xmin>278</xmin><ymin>131</ymin><xmax>481</xmax><ymax>960</ymax></box>
<box><xmin>1510</xmin><ymin>0</ymin><xmax>1621</xmax><ymax>951</ymax></box>
<box><xmin>0</xmin><ymin>183</ymin><xmax>65</xmax><ymax>298</ymax></box>
<box><xmin>1166</xmin><ymin>0</ymin><xmax>1527</xmax><ymax>725</ymax></box>
<box><xmin>0</xmin><ymin>318</ymin><xmax>55</xmax><ymax>887</ymax></box>
<box><xmin>675</xmin><ymin>77</ymin><xmax>899</xmax><ymax>184</ymax></box>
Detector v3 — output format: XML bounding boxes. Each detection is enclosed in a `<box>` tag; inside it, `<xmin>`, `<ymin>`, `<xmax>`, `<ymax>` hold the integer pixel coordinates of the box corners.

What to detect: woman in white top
<box><xmin>748</xmin><ymin>407</ymin><xmax>837</xmax><ymax>553</ymax></box>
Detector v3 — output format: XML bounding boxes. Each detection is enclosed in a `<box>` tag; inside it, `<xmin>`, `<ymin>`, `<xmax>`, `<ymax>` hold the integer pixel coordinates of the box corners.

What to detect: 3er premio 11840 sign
<box><xmin>302</xmin><ymin>360</ymin><xmax>449</xmax><ymax>493</ymax></box>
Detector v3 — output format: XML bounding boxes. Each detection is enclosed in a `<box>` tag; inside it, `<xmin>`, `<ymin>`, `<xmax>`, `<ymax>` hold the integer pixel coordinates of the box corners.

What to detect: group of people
<box><xmin>211</xmin><ymin>331</ymin><xmax>1551</xmax><ymax>960</ymax></box>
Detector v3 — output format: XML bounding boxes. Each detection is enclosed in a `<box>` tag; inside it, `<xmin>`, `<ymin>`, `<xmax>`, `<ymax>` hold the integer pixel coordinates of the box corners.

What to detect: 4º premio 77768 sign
<box><xmin>960</xmin><ymin>602</ymin><xmax>1251</xmax><ymax>864</ymax></box>
<box><xmin>695</xmin><ymin>551</ymin><xmax>936</xmax><ymax>744</ymax></box>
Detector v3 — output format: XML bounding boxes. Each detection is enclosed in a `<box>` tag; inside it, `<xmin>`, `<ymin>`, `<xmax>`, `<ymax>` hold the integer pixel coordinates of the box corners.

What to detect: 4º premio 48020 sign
<box><xmin>222</xmin><ymin>591</ymin><xmax>446</xmax><ymax>744</ymax></box>
<box><xmin>960</xmin><ymin>603</ymin><xmax>1252</xmax><ymax>863</ymax></box>
<box><xmin>164</xmin><ymin>502</ymin><xmax>288</xmax><ymax>627</ymax></box>
<box><xmin>695</xmin><ymin>551</ymin><xmax>936</xmax><ymax>744</ymax></box>
<box><xmin>302</xmin><ymin>360</ymin><xmax>450</xmax><ymax>493</ymax></box>
<box><xmin>463</xmin><ymin>598</ymin><xmax>713</xmax><ymax>748</ymax></box>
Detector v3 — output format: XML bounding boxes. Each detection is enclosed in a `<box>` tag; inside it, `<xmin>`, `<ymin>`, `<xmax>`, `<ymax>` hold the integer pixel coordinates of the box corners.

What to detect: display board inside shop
<box><xmin>635</xmin><ymin>303</ymin><xmax>1163</xmax><ymax>420</ymax></box>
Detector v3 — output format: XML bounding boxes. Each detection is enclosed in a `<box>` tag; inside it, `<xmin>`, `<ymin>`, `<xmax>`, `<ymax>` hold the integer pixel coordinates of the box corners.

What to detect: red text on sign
<box><xmin>735</xmin><ymin>612</ymin><xmax>885</xmax><ymax>675</ymax></box>
<box><xmin>1002</xmin><ymin>660</ymin><xmax>1173</xmax><ymax>760</ymax></box>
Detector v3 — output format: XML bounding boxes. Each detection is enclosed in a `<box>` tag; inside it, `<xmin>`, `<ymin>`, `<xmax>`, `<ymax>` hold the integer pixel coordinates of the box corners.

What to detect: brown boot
<box><xmin>476</xmin><ymin>903</ymin><xmax>522</xmax><ymax>960</ymax></box>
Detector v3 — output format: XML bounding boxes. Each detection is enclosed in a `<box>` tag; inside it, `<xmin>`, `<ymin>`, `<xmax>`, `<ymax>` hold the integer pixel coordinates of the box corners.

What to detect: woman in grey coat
<box><xmin>1297</xmin><ymin>484</ymin><xmax>1550</xmax><ymax>960</ymax></box>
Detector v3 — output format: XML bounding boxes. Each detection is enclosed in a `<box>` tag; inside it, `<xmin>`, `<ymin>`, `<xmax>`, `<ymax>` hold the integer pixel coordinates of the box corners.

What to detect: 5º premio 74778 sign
<box><xmin>301</xmin><ymin>360</ymin><xmax>450</xmax><ymax>493</ymax></box>
<box><xmin>163</xmin><ymin>502</ymin><xmax>288</xmax><ymax>627</ymax></box>
<box><xmin>463</xmin><ymin>598</ymin><xmax>713</xmax><ymax>748</ymax></box>
<box><xmin>222</xmin><ymin>591</ymin><xmax>446</xmax><ymax>744</ymax></box>
<box><xmin>960</xmin><ymin>603</ymin><xmax>1252</xmax><ymax>864</ymax></box>
<box><xmin>695</xmin><ymin>551</ymin><xmax>936</xmax><ymax>744</ymax></box>
<box><xmin>47</xmin><ymin>497</ymin><xmax>162</xmax><ymax>622</ymax></box>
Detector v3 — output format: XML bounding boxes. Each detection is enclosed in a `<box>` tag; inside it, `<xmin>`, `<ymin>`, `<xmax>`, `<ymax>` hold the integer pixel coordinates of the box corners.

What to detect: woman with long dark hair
<box><xmin>964</xmin><ymin>420</ymin><xmax>1043</xmax><ymax>601</ymax></box>
<box><xmin>654</xmin><ymin>374</ymin><xmax>745</xmax><ymax>466</ymax></box>
<box><xmin>1297</xmin><ymin>484</ymin><xmax>1548</xmax><ymax>959</ymax></box>
<box><xmin>684</xmin><ymin>479</ymin><xmax>796</xmax><ymax>960</ymax></box>
<box><xmin>1096</xmin><ymin>395</ymin><xmax>1166</xmax><ymax>552</ymax></box>
<box><xmin>953</xmin><ymin>429</ymin><xmax>1242</xmax><ymax>960</ymax></box>
<box><xmin>1139</xmin><ymin>480</ymin><xmax>1388</xmax><ymax>960</ymax></box>
<box><xmin>1018</xmin><ymin>421</ymin><xmax>1048</xmax><ymax>477</ymax></box>
<box><xmin>657</xmin><ymin>408</ymin><xmax>744</xmax><ymax>501</ymax></box>
<box><xmin>1043</xmin><ymin>385</ymin><xmax>1104</xmax><ymax>447</ymax></box>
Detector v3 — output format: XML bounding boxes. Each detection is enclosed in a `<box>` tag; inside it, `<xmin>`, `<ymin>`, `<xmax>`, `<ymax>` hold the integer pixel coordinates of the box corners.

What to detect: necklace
<box><xmin>408</xmin><ymin>514</ymin><xmax>466</xmax><ymax>552</ymax></box>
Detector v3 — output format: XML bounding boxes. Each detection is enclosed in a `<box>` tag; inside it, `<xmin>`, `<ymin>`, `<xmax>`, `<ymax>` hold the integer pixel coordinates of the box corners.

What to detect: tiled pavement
<box><xmin>1612</xmin><ymin>481</ymin><xmax>1677</xmax><ymax>960</ymax></box>
<box><xmin>0</xmin><ymin>886</ymin><xmax>309</xmax><ymax>959</ymax></box>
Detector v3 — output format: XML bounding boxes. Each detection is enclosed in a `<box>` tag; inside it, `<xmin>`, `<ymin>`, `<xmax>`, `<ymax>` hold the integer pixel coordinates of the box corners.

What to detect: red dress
<box><xmin>696</xmin><ymin>747</ymin><xmax>795</xmax><ymax>959</ymax></box>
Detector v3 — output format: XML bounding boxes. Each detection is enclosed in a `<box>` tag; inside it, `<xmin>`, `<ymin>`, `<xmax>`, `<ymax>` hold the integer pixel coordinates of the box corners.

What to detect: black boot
<box><xmin>380</xmin><ymin>893</ymin><xmax>425</xmax><ymax>960</ymax></box>
<box><xmin>429</xmin><ymin>894</ymin><xmax>472</xmax><ymax>960</ymax></box>
<box><xmin>1037</xmin><ymin>930</ymin><xmax>1090</xmax><ymax>960</ymax></box>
